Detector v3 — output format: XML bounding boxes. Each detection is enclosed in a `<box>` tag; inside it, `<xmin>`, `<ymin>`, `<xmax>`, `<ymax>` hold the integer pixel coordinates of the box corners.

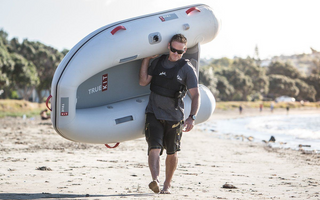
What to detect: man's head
<box><xmin>168</xmin><ymin>34</ymin><xmax>187</xmax><ymax>62</ymax></box>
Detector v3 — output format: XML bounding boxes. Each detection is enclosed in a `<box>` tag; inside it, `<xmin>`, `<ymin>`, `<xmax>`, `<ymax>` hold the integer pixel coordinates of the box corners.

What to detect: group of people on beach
<box><xmin>239</xmin><ymin>102</ymin><xmax>290</xmax><ymax>114</ymax></box>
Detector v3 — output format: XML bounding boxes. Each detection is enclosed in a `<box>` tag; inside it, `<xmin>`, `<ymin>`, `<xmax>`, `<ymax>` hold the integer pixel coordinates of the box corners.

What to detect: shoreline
<box><xmin>207</xmin><ymin>107</ymin><xmax>320</xmax><ymax>154</ymax></box>
<box><xmin>0</xmin><ymin>108</ymin><xmax>320</xmax><ymax>199</ymax></box>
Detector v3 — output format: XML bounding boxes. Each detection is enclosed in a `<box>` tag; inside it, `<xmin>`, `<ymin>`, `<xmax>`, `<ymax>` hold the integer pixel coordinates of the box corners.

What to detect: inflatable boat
<box><xmin>48</xmin><ymin>4</ymin><xmax>221</xmax><ymax>145</ymax></box>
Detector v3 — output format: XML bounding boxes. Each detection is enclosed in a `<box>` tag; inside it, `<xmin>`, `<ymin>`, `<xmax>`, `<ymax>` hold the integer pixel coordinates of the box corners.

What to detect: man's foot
<box><xmin>160</xmin><ymin>189</ymin><xmax>171</xmax><ymax>194</ymax></box>
<box><xmin>148</xmin><ymin>180</ymin><xmax>160</xmax><ymax>193</ymax></box>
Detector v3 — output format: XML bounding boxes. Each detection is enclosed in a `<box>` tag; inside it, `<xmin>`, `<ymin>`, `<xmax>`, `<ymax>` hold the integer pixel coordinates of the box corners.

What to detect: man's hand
<box><xmin>183</xmin><ymin>117</ymin><xmax>195</xmax><ymax>132</ymax></box>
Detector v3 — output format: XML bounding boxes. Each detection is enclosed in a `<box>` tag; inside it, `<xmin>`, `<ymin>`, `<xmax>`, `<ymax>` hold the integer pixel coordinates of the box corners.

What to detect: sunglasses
<box><xmin>170</xmin><ymin>45</ymin><xmax>185</xmax><ymax>54</ymax></box>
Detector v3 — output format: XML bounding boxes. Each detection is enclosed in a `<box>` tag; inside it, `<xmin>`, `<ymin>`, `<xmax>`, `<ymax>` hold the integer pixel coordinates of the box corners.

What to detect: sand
<box><xmin>0</xmin><ymin>108</ymin><xmax>319</xmax><ymax>200</ymax></box>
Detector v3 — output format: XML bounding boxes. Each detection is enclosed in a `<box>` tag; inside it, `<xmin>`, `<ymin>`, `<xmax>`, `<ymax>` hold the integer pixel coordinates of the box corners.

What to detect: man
<box><xmin>139</xmin><ymin>34</ymin><xmax>200</xmax><ymax>194</ymax></box>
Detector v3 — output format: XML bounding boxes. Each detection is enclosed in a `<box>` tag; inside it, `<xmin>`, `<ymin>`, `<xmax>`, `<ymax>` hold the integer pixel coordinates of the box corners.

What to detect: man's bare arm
<box><xmin>184</xmin><ymin>87</ymin><xmax>200</xmax><ymax>132</ymax></box>
<box><xmin>139</xmin><ymin>55</ymin><xmax>157</xmax><ymax>86</ymax></box>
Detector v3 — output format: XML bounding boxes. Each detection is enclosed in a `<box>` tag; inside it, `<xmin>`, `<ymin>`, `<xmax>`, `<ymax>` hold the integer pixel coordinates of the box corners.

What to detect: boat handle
<box><xmin>186</xmin><ymin>7</ymin><xmax>200</xmax><ymax>15</ymax></box>
<box><xmin>111</xmin><ymin>26</ymin><xmax>126</xmax><ymax>35</ymax></box>
<box><xmin>46</xmin><ymin>95</ymin><xmax>52</xmax><ymax>111</ymax></box>
<box><xmin>105</xmin><ymin>143</ymin><xmax>120</xmax><ymax>148</ymax></box>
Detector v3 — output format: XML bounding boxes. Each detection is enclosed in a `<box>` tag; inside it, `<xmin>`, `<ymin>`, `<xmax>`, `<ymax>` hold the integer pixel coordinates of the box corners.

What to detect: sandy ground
<box><xmin>0</xmin><ymin>108</ymin><xmax>320</xmax><ymax>200</ymax></box>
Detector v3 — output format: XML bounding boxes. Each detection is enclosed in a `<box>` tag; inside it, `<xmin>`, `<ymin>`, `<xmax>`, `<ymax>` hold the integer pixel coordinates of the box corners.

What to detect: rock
<box><xmin>269</xmin><ymin>136</ymin><xmax>276</xmax><ymax>143</ymax></box>
<box><xmin>222</xmin><ymin>183</ymin><xmax>237</xmax><ymax>189</ymax></box>
<box><xmin>299</xmin><ymin>144</ymin><xmax>311</xmax><ymax>148</ymax></box>
<box><xmin>301</xmin><ymin>150</ymin><xmax>314</xmax><ymax>155</ymax></box>
<box><xmin>247</xmin><ymin>136</ymin><xmax>254</xmax><ymax>141</ymax></box>
<box><xmin>36</xmin><ymin>166</ymin><xmax>52</xmax><ymax>171</ymax></box>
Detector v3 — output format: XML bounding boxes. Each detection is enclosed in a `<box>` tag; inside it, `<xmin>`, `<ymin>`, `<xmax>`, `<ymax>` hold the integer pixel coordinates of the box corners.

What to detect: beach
<box><xmin>0</xmin><ymin>108</ymin><xmax>320</xmax><ymax>200</ymax></box>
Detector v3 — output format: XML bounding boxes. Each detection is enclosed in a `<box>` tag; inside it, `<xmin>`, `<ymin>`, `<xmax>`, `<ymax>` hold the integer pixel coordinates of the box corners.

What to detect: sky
<box><xmin>1</xmin><ymin>0</ymin><xmax>320</xmax><ymax>59</ymax></box>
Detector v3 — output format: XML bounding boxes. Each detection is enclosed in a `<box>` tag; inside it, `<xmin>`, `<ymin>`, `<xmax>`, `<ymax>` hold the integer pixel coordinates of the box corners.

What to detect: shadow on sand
<box><xmin>0</xmin><ymin>192</ymin><xmax>155</xmax><ymax>199</ymax></box>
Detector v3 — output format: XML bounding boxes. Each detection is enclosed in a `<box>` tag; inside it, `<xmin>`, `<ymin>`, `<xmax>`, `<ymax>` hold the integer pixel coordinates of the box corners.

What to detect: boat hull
<box><xmin>50</xmin><ymin>4</ymin><xmax>220</xmax><ymax>144</ymax></box>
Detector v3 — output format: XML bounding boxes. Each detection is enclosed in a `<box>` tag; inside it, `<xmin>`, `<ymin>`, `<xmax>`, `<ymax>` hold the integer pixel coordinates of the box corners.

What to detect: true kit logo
<box><xmin>60</xmin><ymin>97</ymin><xmax>69</xmax><ymax>116</ymax></box>
<box><xmin>102</xmin><ymin>73</ymin><xmax>108</xmax><ymax>91</ymax></box>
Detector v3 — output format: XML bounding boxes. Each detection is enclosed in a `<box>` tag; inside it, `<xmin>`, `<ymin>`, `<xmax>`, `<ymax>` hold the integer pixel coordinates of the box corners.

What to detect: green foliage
<box><xmin>10</xmin><ymin>90</ymin><xmax>19</xmax><ymax>99</ymax></box>
<box><xmin>200</xmin><ymin>55</ymin><xmax>319</xmax><ymax>102</ymax></box>
<box><xmin>11</xmin><ymin>39</ymin><xmax>65</xmax><ymax>102</ymax></box>
<box><xmin>0</xmin><ymin>31</ymin><xmax>13</xmax><ymax>88</ymax></box>
<box><xmin>0</xmin><ymin>99</ymin><xmax>46</xmax><ymax>118</ymax></box>
<box><xmin>11</xmin><ymin>53</ymin><xmax>39</xmax><ymax>87</ymax></box>
<box><xmin>267</xmin><ymin>61</ymin><xmax>301</xmax><ymax>79</ymax></box>
<box><xmin>215</xmin><ymin>67</ymin><xmax>254</xmax><ymax>101</ymax></box>
<box><xmin>199</xmin><ymin>67</ymin><xmax>219</xmax><ymax>97</ymax></box>
<box><xmin>0</xmin><ymin>29</ymin><xmax>67</xmax><ymax>101</ymax></box>
<box><xmin>311</xmin><ymin>58</ymin><xmax>320</xmax><ymax>75</ymax></box>
<box><xmin>215</xmin><ymin>75</ymin><xmax>234</xmax><ymax>101</ymax></box>
<box><xmin>266</xmin><ymin>74</ymin><xmax>299</xmax><ymax>98</ymax></box>
<box><xmin>302</xmin><ymin>74</ymin><xmax>320</xmax><ymax>101</ymax></box>
<box><xmin>233</xmin><ymin>57</ymin><xmax>269</xmax><ymax>95</ymax></box>
<box><xmin>210</xmin><ymin>57</ymin><xmax>233</xmax><ymax>68</ymax></box>
<box><xmin>294</xmin><ymin>79</ymin><xmax>316</xmax><ymax>101</ymax></box>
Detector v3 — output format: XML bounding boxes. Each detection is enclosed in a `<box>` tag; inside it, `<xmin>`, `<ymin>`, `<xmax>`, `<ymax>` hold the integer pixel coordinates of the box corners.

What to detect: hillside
<box><xmin>260</xmin><ymin>49</ymin><xmax>320</xmax><ymax>75</ymax></box>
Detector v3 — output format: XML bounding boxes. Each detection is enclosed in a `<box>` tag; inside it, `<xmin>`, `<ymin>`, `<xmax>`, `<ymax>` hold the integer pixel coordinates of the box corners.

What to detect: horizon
<box><xmin>1</xmin><ymin>0</ymin><xmax>320</xmax><ymax>59</ymax></box>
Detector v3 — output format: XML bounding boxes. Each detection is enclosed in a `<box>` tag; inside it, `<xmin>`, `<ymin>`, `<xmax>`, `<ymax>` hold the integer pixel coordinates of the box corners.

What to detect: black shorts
<box><xmin>145</xmin><ymin>113</ymin><xmax>184</xmax><ymax>155</ymax></box>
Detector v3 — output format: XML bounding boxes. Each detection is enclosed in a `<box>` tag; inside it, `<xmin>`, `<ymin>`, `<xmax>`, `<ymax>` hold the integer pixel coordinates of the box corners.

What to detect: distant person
<box><xmin>270</xmin><ymin>102</ymin><xmax>274</xmax><ymax>113</ymax></box>
<box><xmin>259</xmin><ymin>104</ymin><xmax>263</xmax><ymax>112</ymax></box>
<box><xmin>40</xmin><ymin>109</ymin><xmax>50</xmax><ymax>120</ymax></box>
<box><xmin>286</xmin><ymin>105</ymin><xmax>290</xmax><ymax>114</ymax></box>
<box><xmin>239</xmin><ymin>105</ymin><xmax>243</xmax><ymax>114</ymax></box>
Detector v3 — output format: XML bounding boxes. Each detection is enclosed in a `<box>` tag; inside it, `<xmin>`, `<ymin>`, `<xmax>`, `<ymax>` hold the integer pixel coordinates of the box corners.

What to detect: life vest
<box><xmin>150</xmin><ymin>55</ymin><xmax>188</xmax><ymax>101</ymax></box>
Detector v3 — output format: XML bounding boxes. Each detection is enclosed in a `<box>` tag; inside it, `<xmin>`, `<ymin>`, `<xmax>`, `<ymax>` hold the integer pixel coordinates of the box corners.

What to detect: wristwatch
<box><xmin>189</xmin><ymin>114</ymin><xmax>196</xmax><ymax>120</ymax></box>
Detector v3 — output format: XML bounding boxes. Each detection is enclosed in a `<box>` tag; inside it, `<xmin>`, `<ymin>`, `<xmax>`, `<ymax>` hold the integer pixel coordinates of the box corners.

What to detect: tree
<box><xmin>268</xmin><ymin>74</ymin><xmax>299</xmax><ymax>98</ymax></box>
<box><xmin>0</xmin><ymin>39</ymin><xmax>11</xmax><ymax>88</ymax></box>
<box><xmin>11</xmin><ymin>53</ymin><xmax>39</xmax><ymax>100</ymax></box>
<box><xmin>302</xmin><ymin>74</ymin><xmax>320</xmax><ymax>101</ymax></box>
<box><xmin>11</xmin><ymin>39</ymin><xmax>64</xmax><ymax>102</ymax></box>
<box><xmin>294</xmin><ymin>79</ymin><xmax>316</xmax><ymax>101</ymax></box>
<box><xmin>215</xmin><ymin>67</ymin><xmax>253</xmax><ymax>101</ymax></box>
<box><xmin>267</xmin><ymin>61</ymin><xmax>302</xmax><ymax>79</ymax></box>
<box><xmin>232</xmin><ymin>57</ymin><xmax>269</xmax><ymax>99</ymax></box>
<box><xmin>210</xmin><ymin>57</ymin><xmax>233</xmax><ymax>68</ymax></box>
<box><xmin>311</xmin><ymin>58</ymin><xmax>320</xmax><ymax>75</ymax></box>
<box><xmin>199</xmin><ymin>67</ymin><xmax>219</xmax><ymax>97</ymax></box>
<box><xmin>215</xmin><ymin>75</ymin><xmax>234</xmax><ymax>101</ymax></box>
<box><xmin>0</xmin><ymin>30</ymin><xmax>15</xmax><ymax>98</ymax></box>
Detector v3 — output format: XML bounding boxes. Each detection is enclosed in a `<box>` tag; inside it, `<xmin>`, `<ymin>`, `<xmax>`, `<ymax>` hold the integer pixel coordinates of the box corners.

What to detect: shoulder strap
<box><xmin>155</xmin><ymin>55</ymin><xmax>167</xmax><ymax>68</ymax></box>
<box><xmin>176</xmin><ymin>58</ymin><xmax>189</xmax><ymax>70</ymax></box>
<box><xmin>152</xmin><ymin>55</ymin><xmax>167</xmax><ymax>76</ymax></box>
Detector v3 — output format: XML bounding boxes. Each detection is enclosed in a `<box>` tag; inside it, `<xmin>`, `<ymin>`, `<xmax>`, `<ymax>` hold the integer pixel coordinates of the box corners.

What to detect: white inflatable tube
<box><xmin>50</xmin><ymin>4</ymin><xmax>221</xmax><ymax>144</ymax></box>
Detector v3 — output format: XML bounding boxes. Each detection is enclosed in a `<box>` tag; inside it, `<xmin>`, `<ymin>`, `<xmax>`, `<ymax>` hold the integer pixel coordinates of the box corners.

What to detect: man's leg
<box><xmin>148</xmin><ymin>148</ymin><xmax>161</xmax><ymax>193</ymax></box>
<box><xmin>162</xmin><ymin>152</ymin><xmax>178</xmax><ymax>194</ymax></box>
<box><xmin>148</xmin><ymin>148</ymin><xmax>161</xmax><ymax>181</ymax></box>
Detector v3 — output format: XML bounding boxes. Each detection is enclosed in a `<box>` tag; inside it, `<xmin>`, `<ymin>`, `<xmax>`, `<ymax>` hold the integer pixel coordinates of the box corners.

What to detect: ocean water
<box><xmin>205</xmin><ymin>114</ymin><xmax>320</xmax><ymax>152</ymax></box>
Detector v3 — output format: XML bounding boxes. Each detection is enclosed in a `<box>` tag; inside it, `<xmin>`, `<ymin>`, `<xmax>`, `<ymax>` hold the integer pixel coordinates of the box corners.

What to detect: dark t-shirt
<box><xmin>145</xmin><ymin>55</ymin><xmax>198</xmax><ymax>121</ymax></box>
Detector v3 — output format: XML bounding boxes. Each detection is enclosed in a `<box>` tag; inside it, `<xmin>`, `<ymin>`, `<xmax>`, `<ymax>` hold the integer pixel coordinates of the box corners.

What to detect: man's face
<box><xmin>167</xmin><ymin>41</ymin><xmax>187</xmax><ymax>62</ymax></box>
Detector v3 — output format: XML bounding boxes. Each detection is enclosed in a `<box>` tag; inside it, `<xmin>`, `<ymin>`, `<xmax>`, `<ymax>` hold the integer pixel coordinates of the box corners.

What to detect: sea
<box><xmin>202</xmin><ymin>113</ymin><xmax>320</xmax><ymax>153</ymax></box>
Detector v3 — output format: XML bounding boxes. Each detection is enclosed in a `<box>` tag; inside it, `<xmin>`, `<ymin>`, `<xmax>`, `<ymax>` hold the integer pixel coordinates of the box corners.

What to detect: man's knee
<box><xmin>149</xmin><ymin>148</ymin><xmax>161</xmax><ymax>156</ymax></box>
<box><xmin>166</xmin><ymin>152</ymin><xmax>178</xmax><ymax>158</ymax></box>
